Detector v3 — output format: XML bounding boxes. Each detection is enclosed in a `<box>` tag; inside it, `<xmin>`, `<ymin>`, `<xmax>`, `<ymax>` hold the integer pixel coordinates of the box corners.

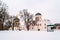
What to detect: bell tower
<box><xmin>35</xmin><ymin>13</ymin><xmax>42</xmax><ymax>22</ymax></box>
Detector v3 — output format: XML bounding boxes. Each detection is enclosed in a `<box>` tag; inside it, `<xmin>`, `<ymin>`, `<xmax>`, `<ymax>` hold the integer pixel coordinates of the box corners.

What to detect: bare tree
<box><xmin>19</xmin><ymin>9</ymin><xmax>33</xmax><ymax>31</ymax></box>
<box><xmin>0</xmin><ymin>1</ymin><xmax>9</xmax><ymax>30</ymax></box>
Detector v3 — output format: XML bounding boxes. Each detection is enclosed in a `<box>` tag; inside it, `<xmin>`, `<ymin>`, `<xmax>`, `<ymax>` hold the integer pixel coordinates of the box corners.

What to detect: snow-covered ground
<box><xmin>0</xmin><ymin>31</ymin><xmax>60</xmax><ymax>40</ymax></box>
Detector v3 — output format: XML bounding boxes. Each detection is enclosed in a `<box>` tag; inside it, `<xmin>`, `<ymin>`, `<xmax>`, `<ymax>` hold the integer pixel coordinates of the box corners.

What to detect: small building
<box><xmin>47</xmin><ymin>24</ymin><xmax>54</xmax><ymax>32</ymax></box>
<box><xmin>54</xmin><ymin>23</ymin><xmax>60</xmax><ymax>31</ymax></box>
<box><xmin>13</xmin><ymin>17</ymin><xmax>20</xmax><ymax>30</ymax></box>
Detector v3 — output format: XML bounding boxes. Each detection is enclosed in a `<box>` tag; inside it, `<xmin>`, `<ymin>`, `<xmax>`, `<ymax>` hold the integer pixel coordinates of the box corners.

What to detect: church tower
<box><xmin>35</xmin><ymin>13</ymin><xmax>42</xmax><ymax>22</ymax></box>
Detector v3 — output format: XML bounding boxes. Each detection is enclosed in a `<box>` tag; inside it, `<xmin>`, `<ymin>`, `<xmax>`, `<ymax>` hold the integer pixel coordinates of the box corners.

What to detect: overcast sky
<box><xmin>1</xmin><ymin>0</ymin><xmax>60</xmax><ymax>23</ymax></box>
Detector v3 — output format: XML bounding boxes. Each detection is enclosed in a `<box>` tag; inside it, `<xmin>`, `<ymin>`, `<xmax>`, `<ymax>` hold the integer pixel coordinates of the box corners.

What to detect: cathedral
<box><xmin>29</xmin><ymin>13</ymin><xmax>51</xmax><ymax>31</ymax></box>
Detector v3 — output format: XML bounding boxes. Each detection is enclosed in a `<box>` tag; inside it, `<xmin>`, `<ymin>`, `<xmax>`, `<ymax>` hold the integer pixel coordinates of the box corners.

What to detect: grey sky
<box><xmin>1</xmin><ymin>0</ymin><xmax>60</xmax><ymax>23</ymax></box>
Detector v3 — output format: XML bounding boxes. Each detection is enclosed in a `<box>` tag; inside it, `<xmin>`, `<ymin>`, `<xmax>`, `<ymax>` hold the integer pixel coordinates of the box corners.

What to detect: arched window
<box><xmin>40</xmin><ymin>24</ymin><xmax>41</xmax><ymax>26</ymax></box>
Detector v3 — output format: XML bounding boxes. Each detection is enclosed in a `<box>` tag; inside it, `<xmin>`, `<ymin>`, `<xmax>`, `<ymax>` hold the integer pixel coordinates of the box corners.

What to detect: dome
<box><xmin>35</xmin><ymin>13</ymin><xmax>42</xmax><ymax>16</ymax></box>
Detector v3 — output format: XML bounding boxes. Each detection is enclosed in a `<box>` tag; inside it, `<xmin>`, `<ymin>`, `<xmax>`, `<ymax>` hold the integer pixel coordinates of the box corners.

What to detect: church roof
<box><xmin>54</xmin><ymin>23</ymin><xmax>60</xmax><ymax>26</ymax></box>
